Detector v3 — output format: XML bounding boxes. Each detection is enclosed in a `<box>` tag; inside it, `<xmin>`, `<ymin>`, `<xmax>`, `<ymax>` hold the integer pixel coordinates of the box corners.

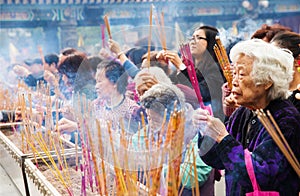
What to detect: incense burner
<box><xmin>24</xmin><ymin>155</ymin><xmax>73</xmax><ymax>196</ymax></box>
<box><xmin>0</xmin><ymin>128</ymin><xmax>76</xmax><ymax>196</ymax></box>
<box><xmin>0</xmin><ymin>130</ymin><xmax>29</xmax><ymax>195</ymax></box>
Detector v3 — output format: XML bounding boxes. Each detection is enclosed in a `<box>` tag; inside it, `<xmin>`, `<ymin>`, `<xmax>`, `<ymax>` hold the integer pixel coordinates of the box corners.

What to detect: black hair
<box><xmin>271</xmin><ymin>31</ymin><xmax>300</xmax><ymax>58</ymax></box>
<box><xmin>196</xmin><ymin>25</ymin><xmax>219</xmax><ymax>64</ymax></box>
<box><xmin>97</xmin><ymin>60</ymin><xmax>128</xmax><ymax>95</ymax></box>
<box><xmin>125</xmin><ymin>47</ymin><xmax>147</xmax><ymax>68</ymax></box>
<box><xmin>44</xmin><ymin>54</ymin><xmax>59</xmax><ymax>67</ymax></box>
<box><xmin>58</xmin><ymin>52</ymin><xmax>87</xmax><ymax>85</ymax></box>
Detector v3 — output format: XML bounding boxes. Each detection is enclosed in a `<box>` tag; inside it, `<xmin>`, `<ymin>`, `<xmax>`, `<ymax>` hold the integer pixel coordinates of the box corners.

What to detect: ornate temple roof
<box><xmin>1</xmin><ymin>0</ymin><xmax>299</xmax><ymax>28</ymax></box>
<box><xmin>0</xmin><ymin>0</ymin><xmax>242</xmax><ymax>4</ymax></box>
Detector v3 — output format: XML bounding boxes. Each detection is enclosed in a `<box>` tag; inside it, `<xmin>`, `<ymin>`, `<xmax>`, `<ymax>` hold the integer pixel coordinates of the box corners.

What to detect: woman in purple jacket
<box><xmin>193</xmin><ymin>39</ymin><xmax>300</xmax><ymax>195</ymax></box>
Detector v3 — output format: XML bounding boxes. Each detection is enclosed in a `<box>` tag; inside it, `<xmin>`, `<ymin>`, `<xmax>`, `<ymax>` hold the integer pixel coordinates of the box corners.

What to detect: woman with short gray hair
<box><xmin>229</xmin><ymin>38</ymin><xmax>294</xmax><ymax>101</ymax></box>
<box><xmin>193</xmin><ymin>39</ymin><xmax>300</xmax><ymax>195</ymax></box>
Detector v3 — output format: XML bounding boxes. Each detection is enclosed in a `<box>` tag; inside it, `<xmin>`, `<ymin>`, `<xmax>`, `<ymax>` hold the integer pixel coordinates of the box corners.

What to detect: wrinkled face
<box><xmin>189</xmin><ymin>29</ymin><xmax>208</xmax><ymax>57</ymax></box>
<box><xmin>231</xmin><ymin>55</ymin><xmax>267</xmax><ymax>109</ymax></box>
<box><xmin>95</xmin><ymin>69</ymin><xmax>115</xmax><ymax>100</ymax></box>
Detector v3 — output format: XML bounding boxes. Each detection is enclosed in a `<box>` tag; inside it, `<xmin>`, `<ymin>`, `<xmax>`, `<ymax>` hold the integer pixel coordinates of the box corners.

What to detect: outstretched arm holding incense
<box><xmin>108</xmin><ymin>39</ymin><xmax>140</xmax><ymax>78</ymax></box>
<box><xmin>108</xmin><ymin>39</ymin><xmax>126</xmax><ymax>62</ymax></box>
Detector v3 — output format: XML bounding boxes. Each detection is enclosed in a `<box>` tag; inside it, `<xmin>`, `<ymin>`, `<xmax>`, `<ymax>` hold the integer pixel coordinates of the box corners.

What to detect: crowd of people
<box><xmin>0</xmin><ymin>23</ymin><xmax>299</xmax><ymax>195</ymax></box>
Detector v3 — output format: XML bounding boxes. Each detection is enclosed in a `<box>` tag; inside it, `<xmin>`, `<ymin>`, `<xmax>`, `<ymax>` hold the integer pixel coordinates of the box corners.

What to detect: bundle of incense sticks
<box><xmin>179</xmin><ymin>43</ymin><xmax>213</xmax><ymax>115</ymax></box>
<box><xmin>256</xmin><ymin>109</ymin><xmax>300</xmax><ymax>177</ymax></box>
<box><xmin>103</xmin><ymin>15</ymin><xmax>112</xmax><ymax>39</ymax></box>
<box><xmin>214</xmin><ymin>36</ymin><xmax>233</xmax><ymax>89</ymax></box>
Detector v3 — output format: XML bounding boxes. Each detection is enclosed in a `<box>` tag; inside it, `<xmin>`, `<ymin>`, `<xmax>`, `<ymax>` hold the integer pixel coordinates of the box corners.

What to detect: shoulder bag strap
<box><xmin>244</xmin><ymin>149</ymin><xmax>260</xmax><ymax>191</ymax></box>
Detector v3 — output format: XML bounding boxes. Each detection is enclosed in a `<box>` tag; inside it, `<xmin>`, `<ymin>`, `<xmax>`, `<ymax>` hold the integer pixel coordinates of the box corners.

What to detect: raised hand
<box><xmin>135</xmin><ymin>72</ymin><xmax>158</xmax><ymax>96</ymax></box>
<box><xmin>192</xmin><ymin>108</ymin><xmax>229</xmax><ymax>143</ymax></box>
<box><xmin>108</xmin><ymin>39</ymin><xmax>122</xmax><ymax>55</ymax></box>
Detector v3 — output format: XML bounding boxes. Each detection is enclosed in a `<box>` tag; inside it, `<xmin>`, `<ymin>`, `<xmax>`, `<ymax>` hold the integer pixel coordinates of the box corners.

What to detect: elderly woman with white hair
<box><xmin>193</xmin><ymin>39</ymin><xmax>300</xmax><ymax>195</ymax></box>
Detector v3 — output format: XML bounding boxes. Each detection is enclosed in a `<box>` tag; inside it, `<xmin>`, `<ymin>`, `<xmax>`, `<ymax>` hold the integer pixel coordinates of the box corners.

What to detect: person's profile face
<box><xmin>189</xmin><ymin>29</ymin><xmax>208</xmax><ymax>57</ymax></box>
<box><xmin>231</xmin><ymin>55</ymin><xmax>266</xmax><ymax>109</ymax></box>
<box><xmin>95</xmin><ymin>69</ymin><xmax>115</xmax><ymax>100</ymax></box>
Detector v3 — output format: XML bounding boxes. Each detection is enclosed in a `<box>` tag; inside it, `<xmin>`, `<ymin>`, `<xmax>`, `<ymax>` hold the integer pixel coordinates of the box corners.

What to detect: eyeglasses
<box><xmin>188</xmin><ymin>36</ymin><xmax>207</xmax><ymax>42</ymax></box>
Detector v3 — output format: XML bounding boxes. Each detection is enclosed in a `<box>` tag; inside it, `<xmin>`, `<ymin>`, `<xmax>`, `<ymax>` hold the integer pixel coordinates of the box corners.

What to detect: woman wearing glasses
<box><xmin>158</xmin><ymin>25</ymin><xmax>226</xmax><ymax>120</ymax></box>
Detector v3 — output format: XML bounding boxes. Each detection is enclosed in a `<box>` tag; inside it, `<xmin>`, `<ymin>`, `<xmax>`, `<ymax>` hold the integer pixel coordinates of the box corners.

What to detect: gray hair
<box><xmin>140</xmin><ymin>84</ymin><xmax>185</xmax><ymax>120</ymax></box>
<box><xmin>229</xmin><ymin>39</ymin><xmax>294</xmax><ymax>100</ymax></box>
<box><xmin>134</xmin><ymin>66</ymin><xmax>172</xmax><ymax>85</ymax></box>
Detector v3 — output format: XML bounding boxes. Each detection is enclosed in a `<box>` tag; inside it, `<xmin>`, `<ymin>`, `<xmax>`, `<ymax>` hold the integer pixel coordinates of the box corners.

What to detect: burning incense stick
<box><xmin>21</xmin><ymin>131</ymin><xmax>25</xmax><ymax>153</ymax></box>
<box><xmin>103</xmin><ymin>15</ymin><xmax>112</xmax><ymax>39</ymax></box>
<box><xmin>82</xmin><ymin>119</ymin><xmax>94</xmax><ymax>192</ymax></box>
<box><xmin>96</xmin><ymin>119</ymin><xmax>108</xmax><ymax>195</ymax></box>
<box><xmin>160</xmin><ymin>12</ymin><xmax>167</xmax><ymax>50</ymax></box>
<box><xmin>192</xmin><ymin>147</ymin><xmax>200</xmax><ymax>196</ymax></box>
<box><xmin>146</xmin><ymin>4</ymin><xmax>153</xmax><ymax>68</ymax></box>
<box><xmin>75</xmin><ymin>132</ymin><xmax>79</xmax><ymax>171</ymax></box>
<box><xmin>153</xmin><ymin>8</ymin><xmax>167</xmax><ymax>51</ymax></box>
<box><xmin>158</xmin><ymin>109</ymin><xmax>167</xmax><ymax>146</ymax></box>
<box><xmin>87</xmin><ymin>124</ymin><xmax>101</xmax><ymax>194</ymax></box>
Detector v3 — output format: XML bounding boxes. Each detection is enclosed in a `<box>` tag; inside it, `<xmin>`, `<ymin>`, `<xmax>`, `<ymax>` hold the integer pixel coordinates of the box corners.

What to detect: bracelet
<box><xmin>117</xmin><ymin>51</ymin><xmax>124</xmax><ymax>58</ymax></box>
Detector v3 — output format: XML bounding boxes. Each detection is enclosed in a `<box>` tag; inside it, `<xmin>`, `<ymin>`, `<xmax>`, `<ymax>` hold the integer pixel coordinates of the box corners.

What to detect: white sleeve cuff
<box><xmin>179</xmin><ymin>63</ymin><xmax>186</xmax><ymax>70</ymax></box>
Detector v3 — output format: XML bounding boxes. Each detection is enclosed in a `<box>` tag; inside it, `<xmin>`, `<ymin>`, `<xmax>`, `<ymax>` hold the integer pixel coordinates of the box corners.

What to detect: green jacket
<box><xmin>180</xmin><ymin>134</ymin><xmax>212</xmax><ymax>189</ymax></box>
